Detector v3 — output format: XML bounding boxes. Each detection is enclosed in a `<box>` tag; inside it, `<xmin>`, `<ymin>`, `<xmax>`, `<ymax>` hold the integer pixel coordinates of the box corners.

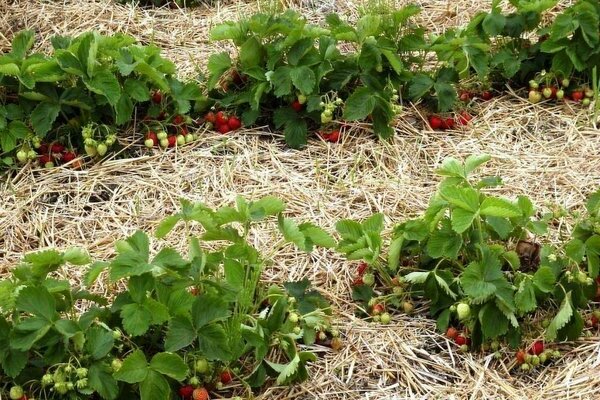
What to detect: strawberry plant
<box><xmin>0</xmin><ymin>196</ymin><xmax>336</xmax><ymax>398</ymax></box>
<box><xmin>336</xmin><ymin>155</ymin><xmax>598</xmax><ymax>354</ymax></box>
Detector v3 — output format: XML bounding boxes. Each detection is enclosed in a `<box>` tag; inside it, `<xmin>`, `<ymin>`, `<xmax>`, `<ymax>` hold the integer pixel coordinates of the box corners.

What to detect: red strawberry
<box><xmin>173</xmin><ymin>115</ymin><xmax>184</xmax><ymax>125</ymax></box>
<box><xmin>180</xmin><ymin>126</ymin><xmax>189</xmax><ymax>136</ymax></box>
<box><xmin>352</xmin><ymin>276</ymin><xmax>364</xmax><ymax>286</ymax></box>
<box><xmin>178</xmin><ymin>385</ymin><xmax>194</xmax><ymax>399</ymax></box>
<box><xmin>51</xmin><ymin>143</ymin><xmax>65</xmax><ymax>154</ymax></box>
<box><xmin>167</xmin><ymin>135</ymin><xmax>177</xmax><ymax>148</ymax></box>
<box><xmin>152</xmin><ymin>90</ymin><xmax>162</xmax><ymax>104</ymax></box>
<box><xmin>528</xmin><ymin>340</ymin><xmax>544</xmax><ymax>355</ymax></box>
<box><xmin>457</xmin><ymin>111</ymin><xmax>472</xmax><ymax>125</ymax></box>
<box><xmin>324</xmin><ymin>130</ymin><xmax>340</xmax><ymax>143</ymax></box>
<box><xmin>357</xmin><ymin>262</ymin><xmax>368</xmax><ymax>276</ymax></box>
<box><xmin>39</xmin><ymin>154</ymin><xmax>52</xmax><ymax>164</ymax></box>
<box><xmin>147</xmin><ymin>131</ymin><xmax>158</xmax><ymax>145</ymax></box>
<box><xmin>291</xmin><ymin>100</ymin><xmax>303</xmax><ymax>112</ymax></box>
<box><xmin>455</xmin><ymin>335</ymin><xmax>468</xmax><ymax>346</ymax></box>
<box><xmin>516</xmin><ymin>350</ymin><xmax>526</xmax><ymax>364</ymax></box>
<box><xmin>158</xmin><ymin>111</ymin><xmax>166</xmax><ymax>121</ymax></box>
<box><xmin>220</xmin><ymin>370</ymin><xmax>232</xmax><ymax>384</ymax></box>
<box><xmin>227</xmin><ymin>116</ymin><xmax>241</xmax><ymax>130</ymax></box>
<box><xmin>205</xmin><ymin>112</ymin><xmax>216</xmax><ymax>124</ymax></box>
<box><xmin>62</xmin><ymin>152</ymin><xmax>77</xmax><ymax>163</ymax></box>
<box><xmin>218</xmin><ymin>124</ymin><xmax>231</xmax><ymax>134</ymax></box>
<box><xmin>191</xmin><ymin>387</ymin><xmax>209</xmax><ymax>400</ymax></box>
<box><xmin>459</xmin><ymin>91</ymin><xmax>471</xmax><ymax>102</ymax></box>
<box><xmin>571</xmin><ymin>90</ymin><xmax>584</xmax><ymax>102</ymax></box>
<box><xmin>481</xmin><ymin>91</ymin><xmax>493</xmax><ymax>101</ymax></box>
<box><xmin>215</xmin><ymin>111</ymin><xmax>228</xmax><ymax>126</ymax></box>
<box><xmin>592</xmin><ymin>315</ymin><xmax>599</xmax><ymax>326</ymax></box>
<box><xmin>446</xmin><ymin>327</ymin><xmax>458</xmax><ymax>339</ymax></box>
<box><xmin>428</xmin><ymin>115</ymin><xmax>444</xmax><ymax>130</ymax></box>
<box><xmin>442</xmin><ymin>117</ymin><xmax>455</xmax><ymax>129</ymax></box>
<box><xmin>38</xmin><ymin>144</ymin><xmax>49</xmax><ymax>154</ymax></box>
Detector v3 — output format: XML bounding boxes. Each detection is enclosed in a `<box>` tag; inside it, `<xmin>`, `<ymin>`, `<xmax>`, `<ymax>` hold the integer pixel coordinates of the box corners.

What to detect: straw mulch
<box><xmin>1</xmin><ymin>0</ymin><xmax>599</xmax><ymax>399</ymax></box>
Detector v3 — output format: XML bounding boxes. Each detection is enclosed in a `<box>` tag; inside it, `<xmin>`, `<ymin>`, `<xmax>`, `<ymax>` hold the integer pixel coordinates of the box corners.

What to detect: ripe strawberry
<box><xmin>481</xmin><ymin>90</ymin><xmax>493</xmax><ymax>101</ymax></box>
<box><xmin>180</xmin><ymin>126</ymin><xmax>189</xmax><ymax>136</ymax></box>
<box><xmin>528</xmin><ymin>340</ymin><xmax>544</xmax><ymax>355</ymax></box>
<box><xmin>591</xmin><ymin>315</ymin><xmax>599</xmax><ymax>326</ymax></box>
<box><xmin>152</xmin><ymin>90</ymin><xmax>162</xmax><ymax>104</ymax></box>
<box><xmin>455</xmin><ymin>335</ymin><xmax>467</xmax><ymax>346</ymax></box>
<box><xmin>51</xmin><ymin>143</ymin><xmax>65</xmax><ymax>154</ymax></box>
<box><xmin>291</xmin><ymin>100</ymin><xmax>303</xmax><ymax>112</ymax></box>
<box><xmin>326</xmin><ymin>129</ymin><xmax>341</xmax><ymax>143</ymax></box>
<box><xmin>442</xmin><ymin>117</ymin><xmax>455</xmax><ymax>129</ymax></box>
<box><xmin>459</xmin><ymin>91</ymin><xmax>471</xmax><ymax>102</ymax></box>
<box><xmin>516</xmin><ymin>350</ymin><xmax>526</xmax><ymax>364</ymax></box>
<box><xmin>352</xmin><ymin>276</ymin><xmax>364</xmax><ymax>286</ymax></box>
<box><xmin>147</xmin><ymin>131</ymin><xmax>158</xmax><ymax>146</ymax></box>
<box><xmin>218</xmin><ymin>124</ymin><xmax>231</xmax><ymax>134</ymax></box>
<box><xmin>428</xmin><ymin>115</ymin><xmax>444</xmax><ymax>130</ymax></box>
<box><xmin>39</xmin><ymin>154</ymin><xmax>52</xmax><ymax>165</ymax></box>
<box><xmin>215</xmin><ymin>111</ymin><xmax>228</xmax><ymax>126</ymax></box>
<box><xmin>357</xmin><ymin>262</ymin><xmax>368</xmax><ymax>276</ymax></box>
<box><xmin>38</xmin><ymin>143</ymin><xmax>49</xmax><ymax>154</ymax></box>
<box><xmin>220</xmin><ymin>370</ymin><xmax>232</xmax><ymax>384</ymax></box>
<box><xmin>205</xmin><ymin>112</ymin><xmax>216</xmax><ymax>124</ymax></box>
<box><xmin>191</xmin><ymin>387</ymin><xmax>209</xmax><ymax>400</ymax></box>
<box><xmin>228</xmin><ymin>116</ymin><xmax>241</xmax><ymax>130</ymax></box>
<box><xmin>571</xmin><ymin>90</ymin><xmax>584</xmax><ymax>101</ymax></box>
<box><xmin>173</xmin><ymin>115</ymin><xmax>184</xmax><ymax>125</ymax></box>
<box><xmin>167</xmin><ymin>135</ymin><xmax>177</xmax><ymax>148</ymax></box>
<box><xmin>63</xmin><ymin>151</ymin><xmax>77</xmax><ymax>162</ymax></box>
<box><xmin>457</xmin><ymin>111</ymin><xmax>472</xmax><ymax>125</ymax></box>
<box><xmin>179</xmin><ymin>385</ymin><xmax>194</xmax><ymax>399</ymax></box>
<box><xmin>446</xmin><ymin>327</ymin><xmax>459</xmax><ymax>339</ymax></box>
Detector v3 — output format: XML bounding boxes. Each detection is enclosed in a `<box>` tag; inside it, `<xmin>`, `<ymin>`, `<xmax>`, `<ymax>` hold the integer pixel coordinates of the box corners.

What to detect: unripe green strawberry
<box><xmin>157</xmin><ymin>131</ymin><xmax>168</xmax><ymax>140</ymax></box>
<box><xmin>585</xmin><ymin>88</ymin><xmax>593</xmax><ymax>98</ymax></box>
<box><xmin>111</xmin><ymin>359</ymin><xmax>122</xmax><ymax>372</ymax></box>
<box><xmin>27</xmin><ymin>150</ymin><xmax>37</xmax><ymax>160</ymax></box>
<box><xmin>582</xmin><ymin>98</ymin><xmax>591</xmax><ymax>106</ymax></box>
<box><xmin>189</xmin><ymin>376</ymin><xmax>200</xmax><ymax>386</ymax></box>
<box><xmin>185</xmin><ymin>134</ymin><xmax>195</xmax><ymax>143</ymax></box>
<box><xmin>539</xmin><ymin>353</ymin><xmax>547</xmax><ymax>363</ymax></box>
<box><xmin>542</xmin><ymin>87</ymin><xmax>553</xmax><ymax>98</ymax></box>
<box><xmin>16</xmin><ymin>150</ymin><xmax>28</xmax><ymax>163</ymax></box>
<box><xmin>561</xmin><ymin>78</ymin><xmax>570</xmax><ymax>88</ymax></box>
<box><xmin>494</xmin><ymin>351</ymin><xmax>502</xmax><ymax>359</ymax></box>
<box><xmin>393</xmin><ymin>286</ymin><xmax>404</xmax><ymax>296</ymax></box>
<box><xmin>521</xmin><ymin>363</ymin><xmax>530</xmax><ymax>371</ymax></box>
<box><xmin>96</xmin><ymin>143</ymin><xmax>108</xmax><ymax>156</ymax></box>
<box><xmin>531</xmin><ymin>355</ymin><xmax>540</xmax><ymax>366</ymax></box>
<box><xmin>456</xmin><ymin>303</ymin><xmax>471</xmax><ymax>320</ymax></box>
<box><xmin>380</xmin><ymin>312</ymin><xmax>391</xmax><ymax>324</ymax></box>
<box><xmin>84</xmin><ymin>145</ymin><xmax>97</xmax><ymax>157</ymax></box>
<box><xmin>459</xmin><ymin>344</ymin><xmax>469</xmax><ymax>352</ymax></box>
<box><xmin>9</xmin><ymin>386</ymin><xmax>24</xmax><ymax>399</ymax></box>
<box><xmin>529</xmin><ymin>90</ymin><xmax>542</xmax><ymax>103</ymax></box>
<box><xmin>362</xmin><ymin>273</ymin><xmax>375</xmax><ymax>286</ymax></box>
<box><xmin>556</xmin><ymin>89</ymin><xmax>564</xmax><ymax>100</ymax></box>
<box><xmin>144</xmin><ymin>138</ymin><xmax>155</xmax><ymax>148</ymax></box>
<box><xmin>177</xmin><ymin>135</ymin><xmax>185</xmax><ymax>146</ymax></box>
<box><xmin>41</xmin><ymin>374</ymin><xmax>54</xmax><ymax>386</ymax></box>
<box><xmin>490</xmin><ymin>341</ymin><xmax>500</xmax><ymax>351</ymax></box>
<box><xmin>529</xmin><ymin>80</ymin><xmax>539</xmax><ymax>89</ymax></box>
<box><xmin>76</xmin><ymin>368</ymin><xmax>88</xmax><ymax>378</ymax></box>
<box><xmin>44</xmin><ymin>161</ymin><xmax>54</xmax><ymax>169</ymax></box>
<box><xmin>297</xmin><ymin>94</ymin><xmax>307</xmax><ymax>104</ymax></box>
<box><xmin>402</xmin><ymin>301</ymin><xmax>414</xmax><ymax>314</ymax></box>
<box><xmin>288</xmin><ymin>312</ymin><xmax>299</xmax><ymax>323</ymax></box>
<box><xmin>159</xmin><ymin>138</ymin><xmax>169</xmax><ymax>148</ymax></box>
<box><xmin>293</xmin><ymin>326</ymin><xmax>302</xmax><ymax>334</ymax></box>
<box><xmin>195</xmin><ymin>358</ymin><xmax>209</xmax><ymax>374</ymax></box>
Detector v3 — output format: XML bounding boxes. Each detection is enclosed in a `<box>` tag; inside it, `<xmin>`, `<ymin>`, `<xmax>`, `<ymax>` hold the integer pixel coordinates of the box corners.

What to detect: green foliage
<box><xmin>336</xmin><ymin>155</ymin><xmax>599</xmax><ymax>348</ymax></box>
<box><xmin>0</xmin><ymin>196</ymin><xmax>335</xmax><ymax>398</ymax></box>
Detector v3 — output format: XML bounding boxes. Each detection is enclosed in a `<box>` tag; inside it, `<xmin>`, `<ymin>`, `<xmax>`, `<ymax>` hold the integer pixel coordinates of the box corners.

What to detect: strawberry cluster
<box><xmin>204</xmin><ymin>111</ymin><xmax>242</xmax><ymax>134</ymax></box>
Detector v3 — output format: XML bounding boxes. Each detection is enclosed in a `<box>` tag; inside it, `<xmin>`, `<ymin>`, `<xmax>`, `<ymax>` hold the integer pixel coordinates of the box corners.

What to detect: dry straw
<box><xmin>1</xmin><ymin>0</ymin><xmax>599</xmax><ymax>399</ymax></box>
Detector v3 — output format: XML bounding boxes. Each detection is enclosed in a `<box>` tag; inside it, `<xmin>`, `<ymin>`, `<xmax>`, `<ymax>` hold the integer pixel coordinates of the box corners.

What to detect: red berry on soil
<box><xmin>428</xmin><ymin>115</ymin><xmax>444</xmax><ymax>130</ymax></box>
<box><xmin>357</xmin><ymin>262</ymin><xmax>368</xmax><ymax>276</ymax></box>
<box><xmin>218</xmin><ymin>124</ymin><xmax>231</xmax><ymax>134</ymax></box>
<box><xmin>38</xmin><ymin>144</ymin><xmax>49</xmax><ymax>154</ymax></box>
<box><xmin>62</xmin><ymin>152</ymin><xmax>77</xmax><ymax>163</ymax></box>
<box><xmin>528</xmin><ymin>340</ymin><xmax>544</xmax><ymax>355</ymax></box>
<box><xmin>459</xmin><ymin>91</ymin><xmax>471</xmax><ymax>102</ymax></box>
<box><xmin>205</xmin><ymin>112</ymin><xmax>216</xmax><ymax>124</ymax></box>
<box><xmin>191</xmin><ymin>387</ymin><xmax>209</xmax><ymax>400</ymax></box>
<box><xmin>173</xmin><ymin>115</ymin><xmax>184</xmax><ymax>125</ymax></box>
<box><xmin>442</xmin><ymin>117</ymin><xmax>455</xmax><ymax>129</ymax></box>
<box><xmin>516</xmin><ymin>350</ymin><xmax>526</xmax><ymax>364</ymax></box>
<box><xmin>152</xmin><ymin>90</ymin><xmax>162</xmax><ymax>104</ymax></box>
<box><xmin>325</xmin><ymin>130</ymin><xmax>341</xmax><ymax>143</ymax></box>
<box><xmin>446</xmin><ymin>327</ymin><xmax>459</xmax><ymax>339</ymax></box>
<box><xmin>180</xmin><ymin>126</ymin><xmax>189</xmax><ymax>136</ymax></box>
<box><xmin>457</xmin><ymin>111</ymin><xmax>472</xmax><ymax>125</ymax></box>
<box><xmin>179</xmin><ymin>385</ymin><xmax>194</xmax><ymax>398</ymax></box>
<box><xmin>481</xmin><ymin>91</ymin><xmax>493</xmax><ymax>101</ymax></box>
<box><xmin>455</xmin><ymin>335</ymin><xmax>467</xmax><ymax>346</ymax></box>
<box><xmin>39</xmin><ymin>154</ymin><xmax>52</xmax><ymax>164</ymax></box>
<box><xmin>51</xmin><ymin>143</ymin><xmax>65</xmax><ymax>154</ymax></box>
<box><xmin>592</xmin><ymin>315</ymin><xmax>599</xmax><ymax>326</ymax></box>
<box><xmin>291</xmin><ymin>100</ymin><xmax>303</xmax><ymax>112</ymax></box>
<box><xmin>228</xmin><ymin>116</ymin><xmax>241</xmax><ymax>130</ymax></box>
<box><xmin>215</xmin><ymin>111</ymin><xmax>228</xmax><ymax>126</ymax></box>
<box><xmin>571</xmin><ymin>91</ymin><xmax>584</xmax><ymax>102</ymax></box>
<box><xmin>352</xmin><ymin>276</ymin><xmax>364</xmax><ymax>286</ymax></box>
<box><xmin>220</xmin><ymin>370</ymin><xmax>232</xmax><ymax>384</ymax></box>
<box><xmin>167</xmin><ymin>135</ymin><xmax>177</xmax><ymax>148</ymax></box>
<box><xmin>147</xmin><ymin>131</ymin><xmax>158</xmax><ymax>145</ymax></box>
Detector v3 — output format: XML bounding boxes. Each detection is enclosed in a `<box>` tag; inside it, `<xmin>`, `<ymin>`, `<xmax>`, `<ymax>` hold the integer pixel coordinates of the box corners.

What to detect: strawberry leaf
<box><xmin>545</xmin><ymin>292</ymin><xmax>573</xmax><ymax>341</ymax></box>
<box><xmin>479</xmin><ymin>197</ymin><xmax>522</xmax><ymax>218</ymax></box>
